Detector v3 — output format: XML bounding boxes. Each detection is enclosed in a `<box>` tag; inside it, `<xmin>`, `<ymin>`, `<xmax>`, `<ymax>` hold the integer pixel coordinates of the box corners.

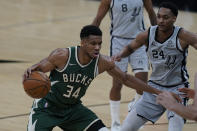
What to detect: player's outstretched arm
<box><xmin>108</xmin><ymin>66</ymin><xmax>161</xmax><ymax>95</ymax></box>
<box><xmin>98</xmin><ymin>55</ymin><xmax>161</xmax><ymax>95</ymax></box>
<box><xmin>113</xmin><ymin>31</ymin><xmax>148</xmax><ymax>61</ymax></box>
<box><xmin>23</xmin><ymin>48</ymin><xmax>69</xmax><ymax>81</ymax></box>
<box><xmin>91</xmin><ymin>0</ymin><xmax>111</xmax><ymax>27</ymax></box>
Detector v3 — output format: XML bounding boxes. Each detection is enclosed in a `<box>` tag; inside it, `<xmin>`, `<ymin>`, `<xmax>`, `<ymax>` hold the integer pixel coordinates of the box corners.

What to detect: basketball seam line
<box><xmin>24</xmin><ymin>78</ymin><xmax>50</xmax><ymax>85</ymax></box>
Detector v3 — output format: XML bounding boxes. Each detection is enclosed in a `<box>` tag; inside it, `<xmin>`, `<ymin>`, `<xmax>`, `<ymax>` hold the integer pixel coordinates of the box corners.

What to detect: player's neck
<box><xmin>78</xmin><ymin>47</ymin><xmax>92</xmax><ymax>65</ymax></box>
<box><xmin>159</xmin><ymin>26</ymin><xmax>174</xmax><ymax>35</ymax></box>
<box><xmin>157</xmin><ymin>26</ymin><xmax>174</xmax><ymax>42</ymax></box>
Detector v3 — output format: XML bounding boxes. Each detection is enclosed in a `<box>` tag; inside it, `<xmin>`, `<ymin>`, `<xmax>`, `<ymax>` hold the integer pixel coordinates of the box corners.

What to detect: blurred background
<box><xmin>152</xmin><ymin>0</ymin><xmax>197</xmax><ymax>12</ymax></box>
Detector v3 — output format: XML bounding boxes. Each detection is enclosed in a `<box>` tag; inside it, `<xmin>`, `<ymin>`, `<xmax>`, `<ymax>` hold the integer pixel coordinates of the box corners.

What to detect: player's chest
<box><xmin>148</xmin><ymin>40</ymin><xmax>179</xmax><ymax>60</ymax></box>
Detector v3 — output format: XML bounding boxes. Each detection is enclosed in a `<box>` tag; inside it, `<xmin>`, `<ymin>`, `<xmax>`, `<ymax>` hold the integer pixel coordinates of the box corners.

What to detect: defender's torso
<box><xmin>147</xmin><ymin>25</ymin><xmax>189</xmax><ymax>86</ymax></box>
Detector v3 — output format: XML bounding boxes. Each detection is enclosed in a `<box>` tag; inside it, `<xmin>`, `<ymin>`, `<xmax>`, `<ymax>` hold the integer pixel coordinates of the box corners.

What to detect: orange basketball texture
<box><xmin>23</xmin><ymin>71</ymin><xmax>51</xmax><ymax>98</ymax></box>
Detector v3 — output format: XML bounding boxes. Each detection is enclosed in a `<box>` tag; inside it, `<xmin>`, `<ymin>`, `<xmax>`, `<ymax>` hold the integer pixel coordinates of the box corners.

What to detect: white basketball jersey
<box><xmin>147</xmin><ymin>25</ymin><xmax>189</xmax><ymax>86</ymax></box>
<box><xmin>110</xmin><ymin>0</ymin><xmax>145</xmax><ymax>39</ymax></box>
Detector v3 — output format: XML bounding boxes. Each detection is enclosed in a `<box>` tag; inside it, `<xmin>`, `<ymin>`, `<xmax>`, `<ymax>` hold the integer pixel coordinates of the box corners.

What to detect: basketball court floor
<box><xmin>0</xmin><ymin>0</ymin><xmax>197</xmax><ymax>130</ymax></box>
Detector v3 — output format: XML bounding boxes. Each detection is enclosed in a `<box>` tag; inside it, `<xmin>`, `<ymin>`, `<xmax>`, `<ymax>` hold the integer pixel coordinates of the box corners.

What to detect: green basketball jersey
<box><xmin>45</xmin><ymin>46</ymin><xmax>99</xmax><ymax>108</ymax></box>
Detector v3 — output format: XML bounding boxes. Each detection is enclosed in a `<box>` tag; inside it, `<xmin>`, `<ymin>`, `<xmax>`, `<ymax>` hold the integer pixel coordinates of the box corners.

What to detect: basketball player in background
<box><xmin>23</xmin><ymin>25</ymin><xmax>163</xmax><ymax>131</ymax></box>
<box><xmin>92</xmin><ymin>0</ymin><xmax>156</xmax><ymax>130</ymax></box>
<box><xmin>156</xmin><ymin>72</ymin><xmax>197</xmax><ymax>121</ymax></box>
<box><xmin>113</xmin><ymin>2</ymin><xmax>197</xmax><ymax>131</ymax></box>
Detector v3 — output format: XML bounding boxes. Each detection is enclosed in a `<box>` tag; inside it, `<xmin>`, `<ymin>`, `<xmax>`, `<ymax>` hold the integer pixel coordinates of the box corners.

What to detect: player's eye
<box><xmin>164</xmin><ymin>16</ymin><xmax>169</xmax><ymax>19</ymax></box>
<box><xmin>90</xmin><ymin>42</ymin><xmax>96</xmax><ymax>45</ymax></box>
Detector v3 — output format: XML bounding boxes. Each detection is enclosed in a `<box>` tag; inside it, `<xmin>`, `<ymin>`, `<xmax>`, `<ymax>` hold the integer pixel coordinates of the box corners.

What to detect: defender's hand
<box><xmin>156</xmin><ymin>91</ymin><xmax>182</xmax><ymax>110</ymax></box>
<box><xmin>178</xmin><ymin>88</ymin><xmax>195</xmax><ymax>99</ymax></box>
<box><xmin>111</xmin><ymin>54</ymin><xmax>122</xmax><ymax>62</ymax></box>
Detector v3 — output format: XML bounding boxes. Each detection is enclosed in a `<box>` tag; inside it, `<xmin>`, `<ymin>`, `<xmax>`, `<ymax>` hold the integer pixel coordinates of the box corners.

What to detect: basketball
<box><xmin>23</xmin><ymin>71</ymin><xmax>51</xmax><ymax>99</ymax></box>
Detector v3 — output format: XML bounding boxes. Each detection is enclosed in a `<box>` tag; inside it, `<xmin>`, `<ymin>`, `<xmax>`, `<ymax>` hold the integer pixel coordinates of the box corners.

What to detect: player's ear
<box><xmin>172</xmin><ymin>16</ymin><xmax>176</xmax><ymax>23</ymax></box>
<box><xmin>81</xmin><ymin>38</ymin><xmax>89</xmax><ymax>47</ymax></box>
<box><xmin>81</xmin><ymin>39</ymin><xmax>85</xmax><ymax>46</ymax></box>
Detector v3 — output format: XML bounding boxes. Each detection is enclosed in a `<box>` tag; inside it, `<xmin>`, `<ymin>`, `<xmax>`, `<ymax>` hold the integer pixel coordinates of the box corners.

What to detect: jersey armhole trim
<box><xmin>146</xmin><ymin>27</ymin><xmax>151</xmax><ymax>52</ymax></box>
<box><xmin>176</xmin><ymin>27</ymin><xmax>184</xmax><ymax>52</ymax></box>
<box><xmin>94</xmin><ymin>55</ymin><xmax>100</xmax><ymax>77</ymax></box>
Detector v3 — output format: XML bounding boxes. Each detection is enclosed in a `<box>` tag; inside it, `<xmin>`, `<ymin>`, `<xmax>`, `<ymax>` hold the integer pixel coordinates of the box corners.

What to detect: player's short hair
<box><xmin>159</xmin><ymin>2</ymin><xmax>178</xmax><ymax>17</ymax></box>
<box><xmin>80</xmin><ymin>25</ymin><xmax>102</xmax><ymax>40</ymax></box>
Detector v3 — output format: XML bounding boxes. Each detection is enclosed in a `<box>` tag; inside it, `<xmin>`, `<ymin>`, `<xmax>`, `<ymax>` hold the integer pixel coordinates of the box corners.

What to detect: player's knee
<box><xmin>121</xmin><ymin>122</ymin><xmax>139</xmax><ymax>131</ymax></box>
<box><xmin>121</xmin><ymin>125</ymin><xmax>139</xmax><ymax>131</ymax></box>
<box><xmin>169</xmin><ymin>114</ymin><xmax>184</xmax><ymax>127</ymax></box>
<box><xmin>86</xmin><ymin>120</ymin><xmax>107</xmax><ymax>131</ymax></box>
<box><xmin>168</xmin><ymin>114</ymin><xmax>184</xmax><ymax>131</ymax></box>
<box><xmin>169</xmin><ymin>114</ymin><xmax>184</xmax><ymax>123</ymax></box>
<box><xmin>121</xmin><ymin>109</ymin><xmax>146</xmax><ymax>131</ymax></box>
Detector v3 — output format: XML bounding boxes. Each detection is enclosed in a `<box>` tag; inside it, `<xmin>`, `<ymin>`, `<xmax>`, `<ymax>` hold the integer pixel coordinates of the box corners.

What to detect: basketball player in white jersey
<box><xmin>156</xmin><ymin>72</ymin><xmax>197</xmax><ymax>121</ymax></box>
<box><xmin>113</xmin><ymin>2</ymin><xmax>197</xmax><ymax>131</ymax></box>
<box><xmin>92</xmin><ymin>0</ymin><xmax>156</xmax><ymax>130</ymax></box>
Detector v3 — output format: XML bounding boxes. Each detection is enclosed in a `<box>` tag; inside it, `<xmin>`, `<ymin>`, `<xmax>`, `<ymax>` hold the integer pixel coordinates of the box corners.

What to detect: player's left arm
<box><xmin>98</xmin><ymin>55</ymin><xmax>161</xmax><ymax>95</ymax></box>
<box><xmin>143</xmin><ymin>0</ymin><xmax>157</xmax><ymax>25</ymax></box>
<box><xmin>179</xmin><ymin>28</ymin><xmax>197</xmax><ymax>50</ymax></box>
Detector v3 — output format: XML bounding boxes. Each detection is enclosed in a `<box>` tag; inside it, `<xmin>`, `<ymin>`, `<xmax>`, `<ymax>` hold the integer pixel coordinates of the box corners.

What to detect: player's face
<box><xmin>157</xmin><ymin>7</ymin><xmax>176</xmax><ymax>31</ymax></box>
<box><xmin>82</xmin><ymin>35</ymin><xmax>102</xmax><ymax>58</ymax></box>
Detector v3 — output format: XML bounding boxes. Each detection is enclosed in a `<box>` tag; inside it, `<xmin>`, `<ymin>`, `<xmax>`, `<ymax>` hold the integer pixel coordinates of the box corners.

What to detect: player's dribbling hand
<box><xmin>170</xmin><ymin>92</ymin><xmax>182</xmax><ymax>103</ymax></box>
<box><xmin>156</xmin><ymin>91</ymin><xmax>182</xmax><ymax>110</ymax></box>
<box><xmin>23</xmin><ymin>65</ymin><xmax>38</xmax><ymax>82</ymax></box>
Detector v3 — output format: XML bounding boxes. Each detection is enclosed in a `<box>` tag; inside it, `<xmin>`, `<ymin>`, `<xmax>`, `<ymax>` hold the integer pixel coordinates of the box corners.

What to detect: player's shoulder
<box><xmin>48</xmin><ymin>48</ymin><xmax>69</xmax><ymax>62</ymax></box>
<box><xmin>177</xmin><ymin>27</ymin><xmax>193</xmax><ymax>40</ymax></box>
<box><xmin>50</xmin><ymin>48</ymin><xmax>68</xmax><ymax>57</ymax></box>
<box><xmin>178</xmin><ymin>27</ymin><xmax>188</xmax><ymax>35</ymax></box>
<box><xmin>136</xmin><ymin>29</ymin><xmax>149</xmax><ymax>41</ymax></box>
<box><xmin>47</xmin><ymin>48</ymin><xmax>70</xmax><ymax>68</ymax></box>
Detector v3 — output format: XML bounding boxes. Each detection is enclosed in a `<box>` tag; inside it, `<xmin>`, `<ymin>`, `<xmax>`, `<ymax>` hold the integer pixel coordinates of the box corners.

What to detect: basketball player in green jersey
<box><xmin>23</xmin><ymin>25</ymin><xmax>163</xmax><ymax>131</ymax></box>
